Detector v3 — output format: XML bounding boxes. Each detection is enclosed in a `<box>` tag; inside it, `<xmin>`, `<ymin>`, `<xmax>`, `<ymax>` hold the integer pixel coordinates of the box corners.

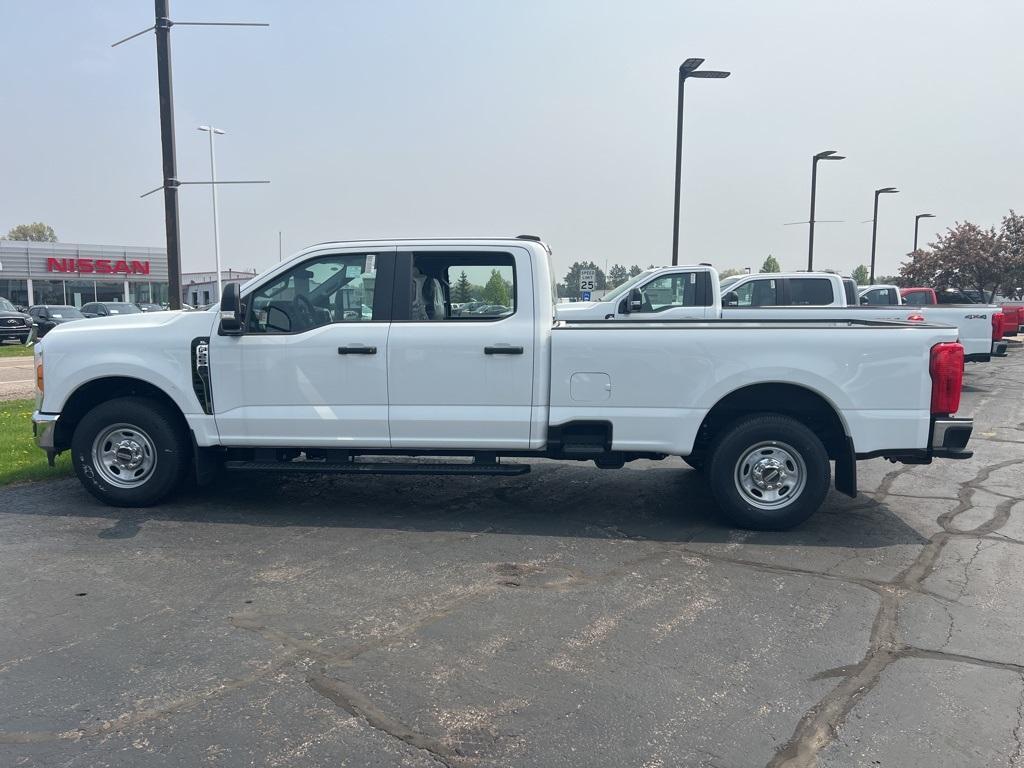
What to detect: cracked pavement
<box><xmin>2</xmin><ymin>353</ymin><xmax>1023</xmax><ymax>767</ymax></box>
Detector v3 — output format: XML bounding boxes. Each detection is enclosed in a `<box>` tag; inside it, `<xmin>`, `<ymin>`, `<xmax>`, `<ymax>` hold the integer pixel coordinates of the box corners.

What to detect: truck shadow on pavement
<box><xmin>4</xmin><ymin>459</ymin><xmax>928</xmax><ymax>549</ymax></box>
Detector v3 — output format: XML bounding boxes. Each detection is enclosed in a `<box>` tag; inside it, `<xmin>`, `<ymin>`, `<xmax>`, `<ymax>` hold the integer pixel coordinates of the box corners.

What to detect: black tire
<box><xmin>707</xmin><ymin>413</ymin><xmax>830</xmax><ymax>531</ymax></box>
<box><xmin>71</xmin><ymin>397</ymin><xmax>189</xmax><ymax>507</ymax></box>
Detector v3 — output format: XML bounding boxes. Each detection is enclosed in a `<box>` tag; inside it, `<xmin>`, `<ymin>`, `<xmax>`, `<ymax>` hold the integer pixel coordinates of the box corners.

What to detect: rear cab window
<box><xmin>404</xmin><ymin>252</ymin><xmax>516</xmax><ymax>321</ymax></box>
<box><xmin>787</xmin><ymin>278</ymin><xmax>835</xmax><ymax>305</ymax></box>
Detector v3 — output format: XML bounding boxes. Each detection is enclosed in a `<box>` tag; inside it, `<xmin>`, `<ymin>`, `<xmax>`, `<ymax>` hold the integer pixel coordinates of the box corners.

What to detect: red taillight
<box><xmin>930</xmin><ymin>342</ymin><xmax>964</xmax><ymax>415</ymax></box>
<box><xmin>992</xmin><ymin>312</ymin><xmax>1004</xmax><ymax>340</ymax></box>
<box><xmin>906</xmin><ymin>313</ymin><xmax>925</xmax><ymax>322</ymax></box>
<box><xmin>1002</xmin><ymin>308</ymin><xmax>1019</xmax><ymax>337</ymax></box>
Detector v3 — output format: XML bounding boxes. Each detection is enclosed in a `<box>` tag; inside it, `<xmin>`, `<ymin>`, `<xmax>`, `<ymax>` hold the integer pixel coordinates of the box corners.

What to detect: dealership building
<box><xmin>0</xmin><ymin>240</ymin><xmax>169</xmax><ymax>308</ymax></box>
<box><xmin>0</xmin><ymin>240</ymin><xmax>259</xmax><ymax>309</ymax></box>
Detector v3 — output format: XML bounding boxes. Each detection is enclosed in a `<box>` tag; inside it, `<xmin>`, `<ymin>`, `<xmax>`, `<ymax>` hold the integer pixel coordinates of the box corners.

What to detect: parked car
<box><xmin>28</xmin><ymin>305</ymin><xmax>86</xmax><ymax>338</ymax></box>
<box><xmin>32</xmin><ymin>237</ymin><xmax>974</xmax><ymax>530</ymax></box>
<box><xmin>136</xmin><ymin>302</ymin><xmax>165</xmax><ymax>313</ymax></box>
<box><xmin>0</xmin><ymin>296</ymin><xmax>34</xmax><ymax>344</ymax></box>
<box><xmin>80</xmin><ymin>301</ymin><xmax>143</xmax><ymax>318</ymax></box>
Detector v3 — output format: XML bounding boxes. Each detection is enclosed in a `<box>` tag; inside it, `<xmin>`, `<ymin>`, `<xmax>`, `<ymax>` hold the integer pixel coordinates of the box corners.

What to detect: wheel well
<box><xmin>54</xmin><ymin>377</ymin><xmax>188</xmax><ymax>452</ymax></box>
<box><xmin>693</xmin><ymin>383</ymin><xmax>848</xmax><ymax>459</ymax></box>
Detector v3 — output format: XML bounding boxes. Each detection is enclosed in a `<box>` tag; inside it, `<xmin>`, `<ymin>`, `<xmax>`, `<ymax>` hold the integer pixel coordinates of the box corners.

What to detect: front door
<box><xmin>386</xmin><ymin>245</ymin><xmax>535</xmax><ymax>449</ymax></box>
<box><xmin>618</xmin><ymin>269</ymin><xmax>714</xmax><ymax>320</ymax></box>
<box><xmin>210</xmin><ymin>247</ymin><xmax>395</xmax><ymax>447</ymax></box>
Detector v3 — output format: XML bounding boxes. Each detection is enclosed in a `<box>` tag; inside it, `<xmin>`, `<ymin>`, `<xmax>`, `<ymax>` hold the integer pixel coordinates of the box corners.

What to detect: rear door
<box><xmin>387</xmin><ymin>245</ymin><xmax>535</xmax><ymax>449</ymax></box>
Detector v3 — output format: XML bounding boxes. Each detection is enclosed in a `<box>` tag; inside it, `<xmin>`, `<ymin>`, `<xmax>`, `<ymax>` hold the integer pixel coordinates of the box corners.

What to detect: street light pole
<box><xmin>913</xmin><ymin>213</ymin><xmax>935</xmax><ymax>252</ymax></box>
<box><xmin>671</xmin><ymin>58</ymin><xmax>730</xmax><ymax>266</ymax></box>
<box><xmin>807</xmin><ymin>150</ymin><xmax>845</xmax><ymax>271</ymax></box>
<box><xmin>198</xmin><ymin>126</ymin><xmax>226</xmax><ymax>299</ymax></box>
<box><xmin>869</xmin><ymin>187</ymin><xmax>899</xmax><ymax>284</ymax></box>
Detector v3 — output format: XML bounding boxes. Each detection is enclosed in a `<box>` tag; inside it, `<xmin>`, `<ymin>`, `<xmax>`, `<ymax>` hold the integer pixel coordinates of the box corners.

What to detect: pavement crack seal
<box><xmin>306</xmin><ymin>671</ymin><xmax>466</xmax><ymax>768</ymax></box>
<box><xmin>766</xmin><ymin>455</ymin><xmax>1024</xmax><ymax>768</ymax></box>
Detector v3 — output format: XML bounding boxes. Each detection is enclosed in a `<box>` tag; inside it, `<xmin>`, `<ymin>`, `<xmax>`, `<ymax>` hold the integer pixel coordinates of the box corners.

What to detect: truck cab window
<box><xmin>408</xmin><ymin>252</ymin><xmax>516</xmax><ymax>321</ymax></box>
<box><xmin>904</xmin><ymin>291</ymin><xmax>928</xmax><ymax>306</ymax></box>
<box><xmin>245</xmin><ymin>253</ymin><xmax>378</xmax><ymax>334</ymax></box>
<box><xmin>633</xmin><ymin>272</ymin><xmax>703</xmax><ymax>312</ymax></box>
<box><xmin>788</xmin><ymin>278</ymin><xmax>833</xmax><ymax>305</ymax></box>
<box><xmin>728</xmin><ymin>279</ymin><xmax>778</xmax><ymax>307</ymax></box>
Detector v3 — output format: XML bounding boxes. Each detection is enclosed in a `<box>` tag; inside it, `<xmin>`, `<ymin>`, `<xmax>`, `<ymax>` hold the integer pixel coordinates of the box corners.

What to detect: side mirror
<box><xmin>628</xmin><ymin>288</ymin><xmax>643</xmax><ymax>313</ymax></box>
<box><xmin>82</xmin><ymin>311</ymin><xmax>97</xmax><ymax>318</ymax></box>
<box><xmin>723</xmin><ymin>292</ymin><xmax>739</xmax><ymax>308</ymax></box>
<box><xmin>860</xmin><ymin>296</ymin><xmax>869</xmax><ymax>305</ymax></box>
<box><xmin>219</xmin><ymin>283</ymin><xmax>243</xmax><ymax>335</ymax></box>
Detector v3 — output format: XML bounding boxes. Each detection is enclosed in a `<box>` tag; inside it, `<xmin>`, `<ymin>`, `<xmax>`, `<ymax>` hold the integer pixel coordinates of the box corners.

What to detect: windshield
<box><xmin>602</xmin><ymin>269</ymin><xmax>656</xmax><ymax>302</ymax></box>
<box><xmin>103</xmin><ymin>303</ymin><xmax>142</xmax><ymax>314</ymax></box>
<box><xmin>720</xmin><ymin>276</ymin><xmax>741</xmax><ymax>291</ymax></box>
<box><xmin>0</xmin><ymin>298</ymin><xmax>16</xmax><ymax>312</ymax></box>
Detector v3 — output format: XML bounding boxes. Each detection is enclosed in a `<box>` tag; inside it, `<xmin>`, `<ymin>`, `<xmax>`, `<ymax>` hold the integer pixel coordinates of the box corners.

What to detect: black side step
<box><xmin>224</xmin><ymin>460</ymin><xmax>530</xmax><ymax>477</ymax></box>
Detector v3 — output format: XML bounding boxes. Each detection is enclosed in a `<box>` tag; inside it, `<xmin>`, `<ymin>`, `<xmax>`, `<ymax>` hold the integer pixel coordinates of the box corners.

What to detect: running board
<box><xmin>224</xmin><ymin>460</ymin><xmax>530</xmax><ymax>477</ymax></box>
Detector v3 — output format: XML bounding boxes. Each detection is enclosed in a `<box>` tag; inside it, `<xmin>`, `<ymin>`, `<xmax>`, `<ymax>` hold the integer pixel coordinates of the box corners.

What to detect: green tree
<box><xmin>452</xmin><ymin>270</ymin><xmax>473</xmax><ymax>303</ymax></box>
<box><xmin>760</xmin><ymin>255</ymin><xmax>781</xmax><ymax>273</ymax></box>
<box><xmin>999</xmin><ymin>210</ymin><xmax>1024</xmax><ymax>298</ymax></box>
<box><xmin>628</xmin><ymin>265</ymin><xmax>643</xmax><ymax>277</ymax></box>
<box><xmin>718</xmin><ymin>268</ymin><xmax>744</xmax><ymax>279</ymax></box>
<box><xmin>851</xmin><ymin>264</ymin><xmax>870</xmax><ymax>285</ymax></box>
<box><xmin>482</xmin><ymin>269</ymin><xmax>511</xmax><ymax>306</ymax></box>
<box><xmin>607</xmin><ymin>264</ymin><xmax>629</xmax><ymax>289</ymax></box>
<box><xmin>6</xmin><ymin>222</ymin><xmax>57</xmax><ymax>242</ymax></box>
<box><xmin>900</xmin><ymin>222</ymin><xmax>1002</xmax><ymax>298</ymax></box>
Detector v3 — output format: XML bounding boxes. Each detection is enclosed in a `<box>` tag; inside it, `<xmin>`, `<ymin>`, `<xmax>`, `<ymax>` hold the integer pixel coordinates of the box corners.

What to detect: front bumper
<box><xmin>1</xmin><ymin>328</ymin><xmax>31</xmax><ymax>343</ymax></box>
<box><xmin>32</xmin><ymin>412</ymin><xmax>60</xmax><ymax>466</ymax></box>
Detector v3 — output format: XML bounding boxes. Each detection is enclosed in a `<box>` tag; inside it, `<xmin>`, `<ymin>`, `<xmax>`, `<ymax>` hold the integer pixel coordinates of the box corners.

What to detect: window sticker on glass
<box><xmin>770</xmin><ymin>280</ymin><xmax>775</xmax><ymax>289</ymax></box>
<box><xmin>365</xmin><ymin>254</ymin><xmax>376</xmax><ymax>272</ymax></box>
<box><xmin>346</xmin><ymin>265</ymin><xmax>363</xmax><ymax>278</ymax></box>
<box><xmin>690</xmin><ymin>272</ymin><xmax>696</xmax><ymax>283</ymax></box>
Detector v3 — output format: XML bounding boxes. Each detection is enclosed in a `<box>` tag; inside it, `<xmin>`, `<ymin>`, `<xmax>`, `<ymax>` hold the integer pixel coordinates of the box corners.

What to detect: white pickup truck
<box><xmin>32</xmin><ymin>237</ymin><xmax>974</xmax><ymax>530</ymax></box>
<box><xmin>558</xmin><ymin>267</ymin><xmax>1004</xmax><ymax>362</ymax></box>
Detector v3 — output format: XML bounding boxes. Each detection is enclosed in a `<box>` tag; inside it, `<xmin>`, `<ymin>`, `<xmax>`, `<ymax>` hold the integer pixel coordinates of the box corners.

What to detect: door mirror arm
<box><xmin>219</xmin><ymin>283</ymin><xmax>244</xmax><ymax>336</ymax></box>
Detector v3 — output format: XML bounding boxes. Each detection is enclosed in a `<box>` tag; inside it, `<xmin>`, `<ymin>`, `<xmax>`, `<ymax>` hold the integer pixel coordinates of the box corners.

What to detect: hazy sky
<box><xmin>1</xmin><ymin>1</ymin><xmax>1021</xmax><ymax>280</ymax></box>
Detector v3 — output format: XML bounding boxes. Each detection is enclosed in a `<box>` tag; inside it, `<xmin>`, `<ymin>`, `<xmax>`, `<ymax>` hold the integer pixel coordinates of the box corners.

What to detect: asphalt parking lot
<box><xmin>1</xmin><ymin>351</ymin><xmax>1023</xmax><ymax>768</ymax></box>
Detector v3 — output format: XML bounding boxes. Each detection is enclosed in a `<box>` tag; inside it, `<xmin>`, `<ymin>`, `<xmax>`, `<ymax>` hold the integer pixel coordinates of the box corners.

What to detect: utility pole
<box><xmin>154</xmin><ymin>0</ymin><xmax>182</xmax><ymax>309</ymax></box>
<box><xmin>112</xmin><ymin>6</ymin><xmax>268</xmax><ymax>310</ymax></box>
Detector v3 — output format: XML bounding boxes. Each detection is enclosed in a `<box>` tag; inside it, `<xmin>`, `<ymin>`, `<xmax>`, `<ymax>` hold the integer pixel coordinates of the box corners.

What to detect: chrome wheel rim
<box><xmin>91</xmin><ymin>423</ymin><xmax>158</xmax><ymax>488</ymax></box>
<box><xmin>734</xmin><ymin>441</ymin><xmax>806</xmax><ymax>510</ymax></box>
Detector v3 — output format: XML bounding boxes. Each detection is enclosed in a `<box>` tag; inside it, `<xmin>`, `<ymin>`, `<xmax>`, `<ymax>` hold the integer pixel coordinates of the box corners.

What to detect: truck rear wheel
<box><xmin>707</xmin><ymin>414</ymin><xmax>830</xmax><ymax>530</ymax></box>
<box><xmin>71</xmin><ymin>397</ymin><xmax>188</xmax><ymax>507</ymax></box>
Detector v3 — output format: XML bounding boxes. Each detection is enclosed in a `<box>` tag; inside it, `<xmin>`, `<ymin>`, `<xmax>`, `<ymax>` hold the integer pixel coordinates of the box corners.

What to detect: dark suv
<box><xmin>0</xmin><ymin>297</ymin><xmax>33</xmax><ymax>344</ymax></box>
<box><xmin>28</xmin><ymin>305</ymin><xmax>86</xmax><ymax>338</ymax></box>
<box><xmin>80</xmin><ymin>302</ymin><xmax>143</xmax><ymax>318</ymax></box>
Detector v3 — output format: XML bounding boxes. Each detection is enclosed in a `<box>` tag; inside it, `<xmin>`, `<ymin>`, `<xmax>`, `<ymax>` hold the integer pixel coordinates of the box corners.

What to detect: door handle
<box><xmin>484</xmin><ymin>345</ymin><xmax>524</xmax><ymax>355</ymax></box>
<box><xmin>338</xmin><ymin>345</ymin><xmax>377</xmax><ymax>355</ymax></box>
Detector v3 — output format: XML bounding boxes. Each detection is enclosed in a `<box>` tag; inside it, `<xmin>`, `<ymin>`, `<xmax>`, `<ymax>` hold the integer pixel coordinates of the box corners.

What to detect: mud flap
<box><xmin>834</xmin><ymin>436</ymin><xmax>857</xmax><ymax>498</ymax></box>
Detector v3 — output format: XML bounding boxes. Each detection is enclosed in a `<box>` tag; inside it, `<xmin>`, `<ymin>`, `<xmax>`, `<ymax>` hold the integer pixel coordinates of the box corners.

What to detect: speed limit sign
<box><xmin>579</xmin><ymin>269</ymin><xmax>596</xmax><ymax>293</ymax></box>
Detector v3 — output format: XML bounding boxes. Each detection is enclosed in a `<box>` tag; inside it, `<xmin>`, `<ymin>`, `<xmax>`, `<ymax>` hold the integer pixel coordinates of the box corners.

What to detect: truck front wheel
<box><xmin>707</xmin><ymin>414</ymin><xmax>830</xmax><ymax>530</ymax></box>
<box><xmin>71</xmin><ymin>397</ymin><xmax>188</xmax><ymax>507</ymax></box>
